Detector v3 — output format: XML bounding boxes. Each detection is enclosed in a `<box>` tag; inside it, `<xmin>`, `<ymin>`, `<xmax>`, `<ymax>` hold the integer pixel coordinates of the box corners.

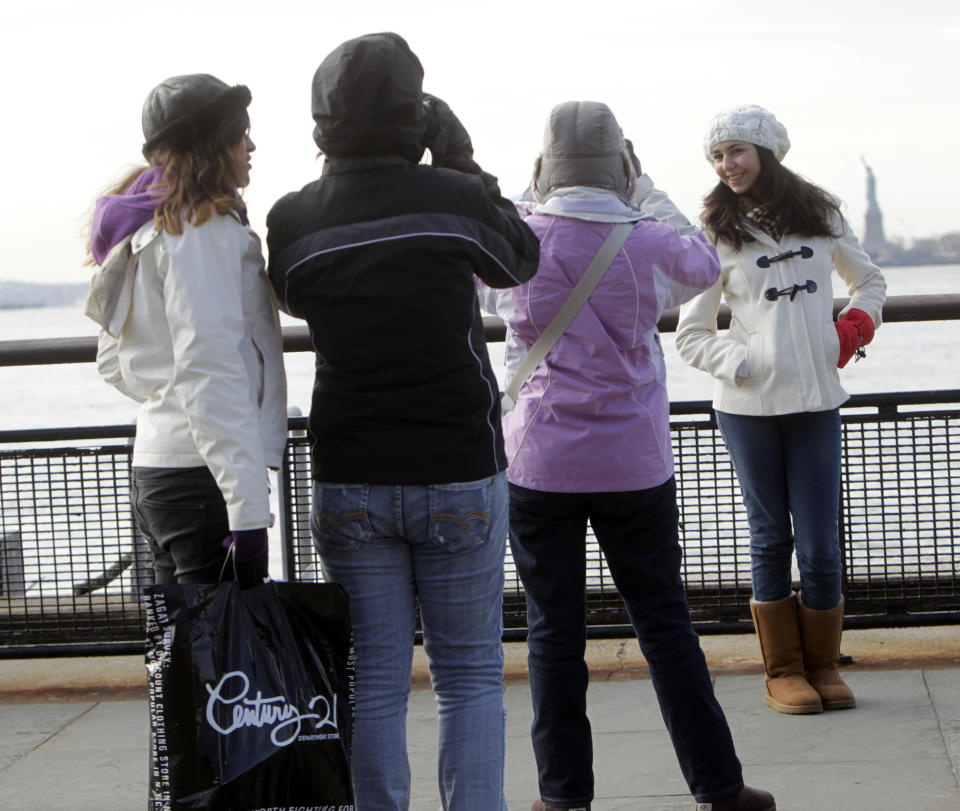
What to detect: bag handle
<box><xmin>219</xmin><ymin>543</ymin><xmax>241</xmax><ymax>583</ymax></box>
<box><xmin>502</xmin><ymin>222</ymin><xmax>634</xmax><ymax>411</ymax></box>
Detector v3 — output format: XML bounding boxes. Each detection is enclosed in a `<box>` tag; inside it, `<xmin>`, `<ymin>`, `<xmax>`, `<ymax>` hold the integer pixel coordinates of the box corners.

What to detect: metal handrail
<box><xmin>1</xmin><ymin>294</ymin><xmax>957</xmax><ymax>367</ymax></box>
<box><xmin>2</xmin><ymin>293</ymin><xmax>959</xmax><ymax>659</ymax></box>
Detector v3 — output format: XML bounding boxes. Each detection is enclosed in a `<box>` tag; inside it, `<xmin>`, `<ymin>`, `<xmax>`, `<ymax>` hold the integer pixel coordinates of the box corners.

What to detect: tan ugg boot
<box><xmin>797</xmin><ymin>596</ymin><xmax>857</xmax><ymax>710</ymax></box>
<box><xmin>750</xmin><ymin>595</ymin><xmax>823</xmax><ymax>714</ymax></box>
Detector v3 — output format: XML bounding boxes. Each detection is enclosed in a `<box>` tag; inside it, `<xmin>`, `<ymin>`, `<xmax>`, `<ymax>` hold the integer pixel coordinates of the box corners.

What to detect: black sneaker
<box><xmin>531</xmin><ymin>801</ymin><xmax>591</xmax><ymax>811</ymax></box>
<box><xmin>696</xmin><ymin>785</ymin><xmax>776</xmax><ymax>811</ymax></box>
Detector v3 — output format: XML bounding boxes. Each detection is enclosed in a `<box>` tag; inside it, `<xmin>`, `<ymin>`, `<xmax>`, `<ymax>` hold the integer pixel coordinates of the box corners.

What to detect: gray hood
<box><xmin>532</xmin><ymin>101</ymin><xmax>634</xmax><ymax>202</ymax></box>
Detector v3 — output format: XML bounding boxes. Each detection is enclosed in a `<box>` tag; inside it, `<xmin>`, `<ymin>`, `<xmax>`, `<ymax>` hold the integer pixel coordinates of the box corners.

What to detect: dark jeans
<box><xmin>131</xmin><ymin>466</ymin><xmax>267</xmax><ymax>585</ymax></box>
<box><xmin>716</xmin><ymin>408</ymin><xmax>843</xmax><ymax>609</ymax></box>
<box><xmin>508</xmin><ymin>477</ymin><xmax>743</xmax><ymax>805</ymax></box>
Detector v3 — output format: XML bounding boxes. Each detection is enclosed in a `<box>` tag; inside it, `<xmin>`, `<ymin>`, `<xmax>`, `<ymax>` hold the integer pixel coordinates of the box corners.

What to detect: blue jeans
<box><xmin>131</xmin><ymin>466</ymin><xmax>267</xmax><ymax>586</ymax></box>
<box><xmin>716</xmin><ymin>408</ymin><xmax>843</xmax><ymax>610</ymax></box>
<box><xmin>311</xmin><ymin>473</ymin><xmax>509</xmax><ymax>811</ymax></box>
<box><xmin>508</xmin><ymin>477</ymin><xmax>743</xmax><ymax>805</ymax></box>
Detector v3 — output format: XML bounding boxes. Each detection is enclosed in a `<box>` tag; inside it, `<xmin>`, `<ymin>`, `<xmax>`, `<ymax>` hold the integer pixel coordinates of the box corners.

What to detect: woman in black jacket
<box><xmin>267</xmin><ymin>32</ymin><xmax>539</xmax><ymax>811</ymax></box>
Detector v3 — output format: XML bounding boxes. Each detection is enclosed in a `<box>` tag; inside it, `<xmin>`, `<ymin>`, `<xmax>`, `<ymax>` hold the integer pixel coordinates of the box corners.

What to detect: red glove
<box><xmin>835</xmin><ymin>308</ymin><xmax>875</xmax><ymax>368</ymax></box>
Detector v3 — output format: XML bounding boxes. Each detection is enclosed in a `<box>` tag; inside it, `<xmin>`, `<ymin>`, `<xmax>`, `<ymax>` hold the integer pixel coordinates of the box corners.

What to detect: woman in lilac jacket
<box><xmin>501</xmin><ymin>101</ymin><xmax>774</xmax><ymax>811</ymax></box>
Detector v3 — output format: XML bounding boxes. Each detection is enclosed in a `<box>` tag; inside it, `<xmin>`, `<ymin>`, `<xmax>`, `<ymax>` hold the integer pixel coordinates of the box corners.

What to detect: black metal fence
<box><xmin>2</xmin><ymin>295</ymin><xmax>959</xmax><ymax>656</ymax></box>
<box><xmin>276</xmin><ymin>393</ymin><xmax>960</xmax><ymax>638</ymax></box>
<box><xmin>0</xmin><ymin>437</ymin><xmax>150</xmax><ymax>651</ymax></box>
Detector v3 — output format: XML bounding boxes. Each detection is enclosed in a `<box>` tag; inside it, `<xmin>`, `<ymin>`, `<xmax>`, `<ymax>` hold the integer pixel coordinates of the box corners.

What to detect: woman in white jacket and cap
<box><xmin>86</xmin><ymin>74</ymin><xmax>287</xmax><ymax>586</ymax></box>
<box><xmin>676</xmin><ymin>105</ymin><xmax>885</xmax><ymax>715</ymax></box>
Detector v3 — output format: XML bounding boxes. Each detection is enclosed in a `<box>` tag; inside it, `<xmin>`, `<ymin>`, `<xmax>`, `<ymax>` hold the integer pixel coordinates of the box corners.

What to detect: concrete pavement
<box><xmin>1</xmin><ymin>627</ymin><xmax>959</xmax><ymax>810</ymax></box>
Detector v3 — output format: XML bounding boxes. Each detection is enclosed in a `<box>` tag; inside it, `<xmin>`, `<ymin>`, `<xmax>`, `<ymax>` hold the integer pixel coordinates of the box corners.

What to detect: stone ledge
<box><xmin>3</xmin><ymin>626</ymin><xmax>958</xmax><ymax>702</ymax></box>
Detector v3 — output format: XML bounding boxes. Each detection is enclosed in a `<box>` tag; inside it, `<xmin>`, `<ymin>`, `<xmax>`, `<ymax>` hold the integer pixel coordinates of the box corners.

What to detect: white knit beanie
<box><xmin>703</xmin><ymin>104</ymin><xmax>790</xmax><ymax>162</ymax></box>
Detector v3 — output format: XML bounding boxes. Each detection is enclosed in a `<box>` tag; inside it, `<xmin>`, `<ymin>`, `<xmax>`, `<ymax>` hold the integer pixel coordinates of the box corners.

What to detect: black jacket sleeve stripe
<box><xmin>273</xmin><ymin>211</ymin><xmax>536</xmax><ymax>288</ymax></box>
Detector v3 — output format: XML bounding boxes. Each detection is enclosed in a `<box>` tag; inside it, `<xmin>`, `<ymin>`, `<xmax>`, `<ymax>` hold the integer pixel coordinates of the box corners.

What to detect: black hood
<box><xmin>311</xmin><ymin>32</ymin><xmax>427</xmax><ymax>162</ymax></box>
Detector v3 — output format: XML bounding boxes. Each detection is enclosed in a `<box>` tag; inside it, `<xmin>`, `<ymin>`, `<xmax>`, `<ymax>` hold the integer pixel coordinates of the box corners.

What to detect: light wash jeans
<box><xmin>311</xmin><ymin>473</ymin><xmax>509</xmax><ymax>811</ymax></box>
<box><xmin>716</xmin><ymin>408</ymin><xmax>843</xmax><ymax>609</ymax></box>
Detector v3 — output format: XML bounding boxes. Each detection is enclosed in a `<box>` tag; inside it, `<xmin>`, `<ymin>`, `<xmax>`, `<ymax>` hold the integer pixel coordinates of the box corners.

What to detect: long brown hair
<box><xmin>702</xmin><ymin>146</ymin><xmax>842</xmax><ymax>251</ymax></box>
<box><xmin>86</xmin><ymin>105</ymin><xmax>249</xmax><ymax>259</ymax></box>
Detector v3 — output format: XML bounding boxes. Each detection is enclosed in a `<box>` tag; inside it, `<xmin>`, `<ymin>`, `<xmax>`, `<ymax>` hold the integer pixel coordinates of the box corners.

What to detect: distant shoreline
<box><xmin>0</xmin><ymin>261</ymin><xmax>956</xmax><ymax>310</ymax></box>
<box><xmin>877</xmin><ymin>259</ymin><xmax>960</xmax><ymax>268</ymax></box>
<box><xmin>0</xmin><ymin>299</ymin><xmax>86</xmax><ymax>311</ymax></box>
<box><xmin>0</xmin><ymin>281</ymin><xmax>87</xmax><ymax>311</ymax></box>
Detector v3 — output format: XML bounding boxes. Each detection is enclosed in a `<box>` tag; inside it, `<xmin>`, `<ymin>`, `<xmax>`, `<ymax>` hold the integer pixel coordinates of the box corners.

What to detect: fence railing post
<box><xmin>278</xmin><ymin>407</ymin><xmax>309</xmax><ymax>582</ymax></box>
<box><xmin>0</xmin><ymin>531</ymin><xmax>26</xmax><ymax>598</ymax></box>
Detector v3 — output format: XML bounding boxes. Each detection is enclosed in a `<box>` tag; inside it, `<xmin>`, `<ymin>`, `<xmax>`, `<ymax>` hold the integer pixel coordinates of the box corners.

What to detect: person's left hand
<box><xmin>222</xmin><ymin>528</ymin><xmax>268</xmax><ymax>561</ymax></box>
<box><xmin>836</xmin><ymin>308</ymin><xmax>875</xmax><ymax>367</ymax></box>
<box><xmin>422</xmin><ymin>93</ymin><xmax>478</xmax><ymax>173</ymax></box>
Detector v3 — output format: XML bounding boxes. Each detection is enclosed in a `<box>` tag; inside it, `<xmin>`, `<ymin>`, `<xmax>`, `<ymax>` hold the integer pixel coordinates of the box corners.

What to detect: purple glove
<box><xmin>222</xmin><ymin>528</ymin><xmax>268</xmax><ymax>561</ymax></box>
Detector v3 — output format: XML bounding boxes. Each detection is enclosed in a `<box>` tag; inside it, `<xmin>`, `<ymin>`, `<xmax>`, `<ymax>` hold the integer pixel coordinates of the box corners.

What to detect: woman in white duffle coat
<box><xmin>676</xmin><ymin>104</ymin><xmax>886</xmax><ymax>716</ymax></box>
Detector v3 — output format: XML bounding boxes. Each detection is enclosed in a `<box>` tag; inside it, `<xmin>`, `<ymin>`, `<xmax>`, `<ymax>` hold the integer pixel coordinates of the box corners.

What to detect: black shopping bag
<box><xmin>144</xmin><ymin>580</ymin><xmax>355</xmax><ymax>810</ymax></box>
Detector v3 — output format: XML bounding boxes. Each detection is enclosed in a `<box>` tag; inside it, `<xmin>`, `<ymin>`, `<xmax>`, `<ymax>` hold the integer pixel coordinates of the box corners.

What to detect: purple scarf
<box><xmin>90</xmin><ymin>167</ymin><xmax>165</xmax><ymax>265</ymax></box>
<box><xmin>90</xmin><ymin>167</ymin><xmax>250</xmax><ymax>265</ymax></box>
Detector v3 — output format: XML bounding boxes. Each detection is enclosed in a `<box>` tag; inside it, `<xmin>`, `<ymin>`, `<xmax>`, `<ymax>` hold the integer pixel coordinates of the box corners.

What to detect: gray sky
<box><xmin>2</xmin><ymin>0</ymin><xmax>958</xmax><ymax>283</ymax></box>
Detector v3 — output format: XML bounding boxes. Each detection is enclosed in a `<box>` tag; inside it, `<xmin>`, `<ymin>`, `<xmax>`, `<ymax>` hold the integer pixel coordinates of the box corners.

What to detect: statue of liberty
<box><xmin>861</xmin><ymin>156</ymin><xmax>887</xmax><ymax>255</ymax></box>
<box><xmin>863</xmin><ymin>157</ymin><xmax>878</xmax><ymax>210</ymax></box>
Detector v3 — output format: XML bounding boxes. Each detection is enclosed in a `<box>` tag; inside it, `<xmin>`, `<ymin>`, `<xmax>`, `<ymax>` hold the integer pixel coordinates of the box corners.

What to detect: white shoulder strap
<box><xmin>502</xmin><ymin>221</ymin><xmax>633</xmax><ymax>411</ymax></box>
